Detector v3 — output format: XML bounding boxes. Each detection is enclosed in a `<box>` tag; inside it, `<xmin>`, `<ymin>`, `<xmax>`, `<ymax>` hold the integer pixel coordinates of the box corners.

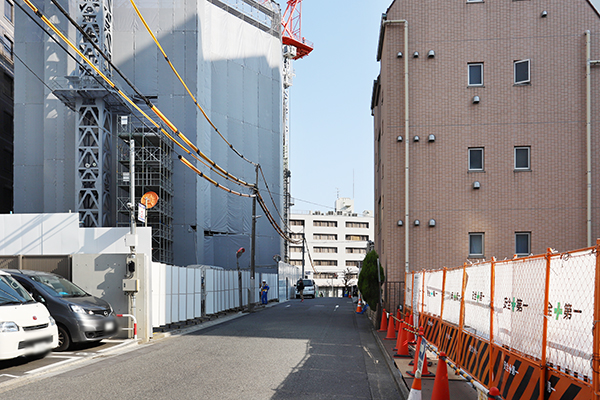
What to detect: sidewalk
<box><xmin>366</xmin><ymin>312</ymin><xmax>481</xmax><ymax>399</ymax></box>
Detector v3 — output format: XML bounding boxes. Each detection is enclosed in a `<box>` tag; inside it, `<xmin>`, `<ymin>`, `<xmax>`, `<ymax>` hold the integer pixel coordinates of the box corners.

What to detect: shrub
<box><xmin>358</xmin><ymin>250</ymin><xmax>385</xmax><ymax>309</ymax></box>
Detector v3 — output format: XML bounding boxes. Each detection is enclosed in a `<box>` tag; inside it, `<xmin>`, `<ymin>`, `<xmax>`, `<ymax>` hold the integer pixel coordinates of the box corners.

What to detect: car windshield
<box><xmin>0</xmin><ymin>274</ymin><xmax>34</xmax><ymax>305</ymax></box>
<box><xmin>302</xmin><ymin>279</ymin><xmax>313</xmax><ymax>287</ymax></box>
<box><xmin>30</xmin><ymin>274</ymin><xmax>89</xmax><ymax>298</ymax></box>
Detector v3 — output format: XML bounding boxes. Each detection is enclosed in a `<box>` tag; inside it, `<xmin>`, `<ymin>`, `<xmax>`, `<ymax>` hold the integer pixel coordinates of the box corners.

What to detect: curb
<box><xmin>369</xmin><ymin>316</ymin><xmax>411</xmax><ymax>399</ymax></box>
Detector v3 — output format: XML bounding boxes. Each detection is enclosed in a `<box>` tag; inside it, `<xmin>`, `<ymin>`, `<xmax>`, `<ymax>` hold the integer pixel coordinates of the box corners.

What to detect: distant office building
<box><xmin>0</xmin><ymin>0</ymin><xmax>12</xmax><ymax>214</ymax></box>
<box><xmin>290</xmin><ymin>198</ymin><xmax>374</xmax><ymax>297</ymax></box>
<box><xmin>372</xmin><ymin>1</ymin><xmax>600</xmax><ymax>310</ymax></box>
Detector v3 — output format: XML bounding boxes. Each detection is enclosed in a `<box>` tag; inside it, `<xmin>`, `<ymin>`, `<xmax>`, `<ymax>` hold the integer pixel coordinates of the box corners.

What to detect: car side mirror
<box><xmin>35</xmin><ymin>294</ymin><xmax>45</xmax><ymax>303</ymax></box>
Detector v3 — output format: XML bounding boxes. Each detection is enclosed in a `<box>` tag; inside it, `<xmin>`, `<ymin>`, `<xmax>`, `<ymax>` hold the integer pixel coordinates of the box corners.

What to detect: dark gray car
<box><xmin>2</xmin><ymin>270</ymin><xmax>118</xmax><ymax>351</ymax></box>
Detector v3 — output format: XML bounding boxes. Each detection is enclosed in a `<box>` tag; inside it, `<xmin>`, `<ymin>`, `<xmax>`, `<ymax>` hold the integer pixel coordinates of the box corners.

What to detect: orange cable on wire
<box><xmin>129</xmin><ymin>0</ymin><xmax>256</xmax><ymax>167</ymax></box>
<box><xmin>20</xmin><ymin>0</ymin><xmax>253</xmax><ymax>191</ymax></box>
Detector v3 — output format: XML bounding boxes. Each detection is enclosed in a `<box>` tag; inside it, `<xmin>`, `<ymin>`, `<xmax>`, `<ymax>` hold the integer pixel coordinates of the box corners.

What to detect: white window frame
<box><xmin>468</xmin><ymin>63</ymin><xmax>484</xmax><ymax>86</ymax></box>
<box><xmin>469</xmin><ymin>233</ymin><xmax>484</xmax><ymax>257</ymax></box>
<box><xmin>468</xmin><ymin>147</ymin><xmax>484</xmax><ymax>171</ymax></box>
<box><xmin>514</xmin><ymin>146</ymin><xmax>531</xmax><ymax>170</ymax></box>
<box><xmin>4</xmin><ymin>0</ymin><xmax>12</xmax><ymax>23</ymax></box>
<box><xmin>514</xmin><ymin>59</ymin><xmax>530</xmax><ymax>84</ymax></box>
<box><xmin>515</xmin><ymin>232</ymin><xmax>531</xmax><ymax>256</ymax></box>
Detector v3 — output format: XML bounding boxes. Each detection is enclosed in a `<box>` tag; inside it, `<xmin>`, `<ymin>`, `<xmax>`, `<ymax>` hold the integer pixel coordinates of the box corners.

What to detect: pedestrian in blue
<box><xmin>261</xmin><ymin>280</ymin><xmax>269</xmax><ymax>304</ymax></box>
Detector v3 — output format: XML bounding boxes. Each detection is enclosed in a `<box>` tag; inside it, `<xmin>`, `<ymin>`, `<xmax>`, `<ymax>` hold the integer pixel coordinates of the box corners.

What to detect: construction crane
<box><xmin>262</xmin><ymin>1</ymin><xmax>313</xmax><ymax>263</ymax></box>
<box><xmin>280</xmin><ymin>0</ymin><xmax>314</xmax><ymax>59</ymax></box>
<box><xmin>262</xmin><ymin>0</ymin><xmax>314</xmax><ymax>59</ymax></box>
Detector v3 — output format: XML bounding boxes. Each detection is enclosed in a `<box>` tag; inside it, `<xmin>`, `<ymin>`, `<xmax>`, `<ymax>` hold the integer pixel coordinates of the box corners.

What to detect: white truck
<box><xmin>0</xmin><ymin>270</ymin><xmax>59</xmax><ymax>360</ymax></box>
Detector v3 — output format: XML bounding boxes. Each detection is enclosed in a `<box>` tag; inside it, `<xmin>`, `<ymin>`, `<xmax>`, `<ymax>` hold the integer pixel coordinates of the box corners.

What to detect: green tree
<box><xmin>358</xmin><ymin>250</ymin><xmax>385</xmax><ymax>309</ymax></box>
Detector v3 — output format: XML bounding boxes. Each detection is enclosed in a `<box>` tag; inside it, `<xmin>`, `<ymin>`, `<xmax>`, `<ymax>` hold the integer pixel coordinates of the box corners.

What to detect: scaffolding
<box><xmin>116</xmin><ymin>117</ymin><xmax>174</xmax><ymax>264</ymax></box>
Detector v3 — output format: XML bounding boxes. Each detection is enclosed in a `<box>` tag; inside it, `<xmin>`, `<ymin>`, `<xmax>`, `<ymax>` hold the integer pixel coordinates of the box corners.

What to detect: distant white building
<box><xmin>289</xmin><ymin>198</ymin><xmax>374</xmax><ymax>297</ymax></box>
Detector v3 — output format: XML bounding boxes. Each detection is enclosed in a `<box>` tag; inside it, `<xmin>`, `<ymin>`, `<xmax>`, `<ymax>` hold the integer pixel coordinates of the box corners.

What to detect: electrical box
<box><xmin>123</xmin><ymin>279</ymin><xmax>139</xmax><ymax>292</ymax></box>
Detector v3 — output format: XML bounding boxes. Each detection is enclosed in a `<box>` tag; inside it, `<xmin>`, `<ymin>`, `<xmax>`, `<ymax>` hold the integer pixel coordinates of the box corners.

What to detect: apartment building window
<box><xmin>4</xmin><ymin>0</ymin><xmax>12</xmax><ymax>23</ymax></box>
<box><xmin>314</xmin><ymin>247</ymin><xmax>337</xmax><ymax>253</ymax></box>
<box><xmin>290</xmin><ymin>246</ymin><xmax>303</xmax><ymax>253</ymax></box>
<box><xmin>315</xmin><ymin>260</ymin><xmax>337</xmax><ymax>266</ymax></box>
<box><xmin>2</xmin><ymin>36</ymin><xmax>12</xmax><ymax>59</ymax></box>
<box><xmin>514</xmin><ymin>146</ymin><xmax>530</xmax><ymax>170</ymax></box>
<box><xmin>468</xmin><ymin>63</ymin><xmax>483</xmax><ymax>86</ymax></box>
<box><xmin>290</xmin><ymin>260</ymin><xmax>302</xmax><ymax>266</ymax></box>
<box><xmin>314</xmin><ymin>233</ymin><xmax>337</xmax><ymax>240</ymax></box>
<box><xmin>346</xmin><ymin>221</ymin><xmax>369</xmax><ymax>228</ymax></box>
<box><xmin>346</xmin><ymin>234</ymin><xmax>369</xmax><ymax>241</ymax></box>
<box><xmin>346</xmin><ymin>261</ymin><xmax>360</xmax><ymax>267</ymax></box>
<box><xmin>290</xmin><ymin>219</ymin><xmax>304</xmax><ymax>226</ymax></box>
<box><xmin>346</xmin><ymin>247</ymin><xmax>367</xmax><ymax>254</ymax></box>
<box><xmin>468</xmin><ymin>148</ymin><xmax>484</xmax><ymax>171</ymax></box>
<box><xmin>290</xmin><ymin>233</ymin><xmax>304</xmax><ymax>240</ymax></box>
<box><xmin>467</xmin><ymin>0</ymin><xmax>484</xmax><ymax>3</ymax></box>
<box><xmin>314</xmin><ymin>220</ymin><xmax>337</xmax><ymax>227</ymax></box>
<box><xmin>469</xmin><ymin>233</ymin><xmax>484</xmax><ymax>257</ymax></box>
<box><xmin>515</xmin><ymin>232</ymin><xmax>531</xmax><ymax>256</ymax></box>
<box><xmin>514</xmin><ymin>59</ymin><xmax>530</xmax><ymax>84</ymax></box>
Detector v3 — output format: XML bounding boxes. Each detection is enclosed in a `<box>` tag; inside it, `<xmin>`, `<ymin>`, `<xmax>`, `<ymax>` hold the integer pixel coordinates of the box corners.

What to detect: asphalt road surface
<box><xmin>0</xmin><ymin>298</ymin><xmax>403</xmax><ymax>399</ymax></box>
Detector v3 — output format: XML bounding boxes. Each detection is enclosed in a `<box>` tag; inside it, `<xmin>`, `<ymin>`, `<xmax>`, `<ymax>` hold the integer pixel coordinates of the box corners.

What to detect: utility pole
<box><xmin>250</xmin><ymin>164</ymin><xmax>259</xmax><ymax>310</ymax></box>
<box><xmin>301</xmin><ymin>233</ymin><xmax>305</xmax><ymax>279</ymax></box>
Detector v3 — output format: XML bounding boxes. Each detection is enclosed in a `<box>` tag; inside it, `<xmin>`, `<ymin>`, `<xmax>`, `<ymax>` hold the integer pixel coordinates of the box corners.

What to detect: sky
<box><xmin>277</xmin><ymin>0</ymin><xmax>392</xmax><ymax>214</ymax></box>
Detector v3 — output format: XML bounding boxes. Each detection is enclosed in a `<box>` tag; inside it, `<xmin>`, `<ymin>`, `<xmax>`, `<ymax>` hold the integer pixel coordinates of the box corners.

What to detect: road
<box><xmin>0</xmin><ymin>298</ymin><xmax>403</xmax><ymax>399</ymax></box>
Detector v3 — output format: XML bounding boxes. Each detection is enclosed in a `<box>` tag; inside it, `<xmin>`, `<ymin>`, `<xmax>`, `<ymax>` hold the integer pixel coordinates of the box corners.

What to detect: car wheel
<box><xmin>56</xmin><ymin>325</ymin><xmax>71</xmax><ymax>352</ymax></box>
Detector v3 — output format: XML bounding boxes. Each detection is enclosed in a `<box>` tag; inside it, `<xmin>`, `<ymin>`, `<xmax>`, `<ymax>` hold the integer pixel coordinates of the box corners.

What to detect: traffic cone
<box><xmin>379</xmin><ymin>309</ymin><xmax>388</xmax><ymax>332</ymax></box>
<box><xmin>407</xmin><ymin>328</ymin><xmax>435</xmax><ymax>377</ymax></box>
<box><xmin>393</xmin><ymin>321</ymin><xmax>412</xmax><ymax>358</ymax></box>
<box><xmin>407</xmin><ymin>371</ymin><xmax>422</xmax><ymax>400</ymax></box>
<box><xmin>488</xmin><ymin>387</ymin><xmax>501</xmax><ymax>399</ymax></box>
<box><xmin>431</xmin><ymin>352</ymin><xmax>450</xmax><ymax>400</ymax></box>
<box><xmin>395</xmin><ymin>310</ymin><xmax>402</xmax><ymax>331</ymax></box>
<box><xmin>384</xmin><ymin>313</ymin><xmax>396</xmax><ymax>340</ymax></box>
<box><xmin>355</xmin><ymin>299</ymin><xmax>362</xmax><ymax>313</ymax></box>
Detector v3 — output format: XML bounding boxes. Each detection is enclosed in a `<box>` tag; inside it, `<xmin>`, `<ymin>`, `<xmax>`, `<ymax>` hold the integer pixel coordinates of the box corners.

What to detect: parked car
<box><xmin>3</xmin><ymin>270</ymin><xmax>118</xmax><ymax>351</ymax></box>
<box><xmin>296</xmin><ymin>279</ymin><xmax>318</xmax><ymax>299</ymax></box>
<box><xmin>0</xmin><ymin>270</ymin><xmax>59</xmax><ymax>360</ymax></box>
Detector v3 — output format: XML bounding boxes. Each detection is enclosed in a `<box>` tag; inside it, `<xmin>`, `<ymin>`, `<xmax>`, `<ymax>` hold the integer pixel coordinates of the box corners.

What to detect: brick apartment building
<box><xmin>372</xmin><ymin>0</ymin><xmax>600</xmax><ymax>310</ymax></box>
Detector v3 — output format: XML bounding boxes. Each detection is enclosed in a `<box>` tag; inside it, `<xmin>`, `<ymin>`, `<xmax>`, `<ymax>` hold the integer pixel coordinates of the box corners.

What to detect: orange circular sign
<box><xmin>141</xmin><ymin>191</ymin><xmax>159</xmax><ymax>209</ymax></box>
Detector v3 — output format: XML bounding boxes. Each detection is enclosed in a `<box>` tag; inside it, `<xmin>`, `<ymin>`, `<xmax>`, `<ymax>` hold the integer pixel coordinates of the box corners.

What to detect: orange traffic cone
<box><xmin>407</xmin><ymin>371</ymin><xmax>422</xmax><ymax>400</ymax></box>
<box><xmin>395</xmin><ymin>310</ymin><xmax>402</xmax><ymax>331</ymax></box>
<box><xmin>379</xmin><ymin>309</ymin><xmax>388</xmax><ymax>332</ymax></box>
<box><xmin>383</xmin><ymin>313</ymin><xmax>396</xmax><ymax>340</ymax></box>
<box><xmin>355</xmin><ymin>299</ymin><xmax>363</xmax><ymax>313</ymax></box>
<box><xmin>393</xmin><ymin>321</ymin><xmax>411</xmax><ymax>358</ymax></box>
<box><xmin>407</xmin><ymin>328</ymin><xmax>435</xmax><ymax>377</ymax></box>
<box><xmin>431</xmin><ymin>352</ymin><xmax>450</xmax><ymax>400</ymax></box>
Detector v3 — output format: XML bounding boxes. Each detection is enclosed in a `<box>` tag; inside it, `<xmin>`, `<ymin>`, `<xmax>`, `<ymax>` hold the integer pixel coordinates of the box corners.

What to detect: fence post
<box><xmin>490</xmin><ymin>257</ymin><xmax>496</xmax><ymax>386</ymax></box>
<box><xmin>594</xmin><ymin>239</ymin><xmax>600</xmax><ymax>398</ymax></box>
<box><xmin>458</xmin><ymin>262</ymin><xmax>467</xmax><ymax>367</ymax></box>
<box><xmin>541</xmin><ymin>248</ymin><xmax>552</xmax><ymax>400</ymax></box>
<box><xmin>440</xmin><ymin>268</ymin><xmax>447</xmax><ymax>323</ymax></box>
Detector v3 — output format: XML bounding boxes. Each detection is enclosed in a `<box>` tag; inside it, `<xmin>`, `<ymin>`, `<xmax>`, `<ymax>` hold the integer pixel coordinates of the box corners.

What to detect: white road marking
<box><xmin>25</xmin><ymin>355</ymin><xmax>80</xmax><ymax>375</ymax></box>
<box><xmin>0</xmin><ymin>374</ymin><xmax>19</xmax><ymax>379</ymax></box>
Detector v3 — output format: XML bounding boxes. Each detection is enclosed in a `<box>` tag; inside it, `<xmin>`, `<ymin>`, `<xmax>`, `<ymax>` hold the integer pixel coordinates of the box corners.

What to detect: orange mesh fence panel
<box><xmin>491</xmin><ymin>346</ymin><xmax>542</xmax><ymax>400</ymax></box>
<box><xmin>546</xmin><ymin>368</ymin><xmax>594</xmax><ymax>399</ymax></box>
<box><xmin>461</xmin><ymin>332</ymin><xmax>491</xmax><ymax>387</ymax></box>
<box><xmin>493</xmin><ymin>256</ymin><xmax>546</xmax><ymax>359</ymax></box>
<box><xmin>546</xmin><ymin>249</ymin><xmax>595</xmax><ymax>381</ymax></box>
<box><xmin>463</xmin><ymin>262</ymin><xmax>492</xmax><ymax>340</ymax></box>
<box><xmin>423</xmin><ymin>269</ymin><xmax>443</xmax><ymax>317</ymax></box>
<box><xmin>442</xmin><ymin>267</ymin><xmax>463</xmax><ymax>326</ymax></box>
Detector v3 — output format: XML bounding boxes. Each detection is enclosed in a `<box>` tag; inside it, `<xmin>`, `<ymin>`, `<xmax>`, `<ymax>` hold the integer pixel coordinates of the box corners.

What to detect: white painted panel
<box><xmin>165</xmin><ymin>265</ymin><xmax>172</xmax><ymax>325</ymax></box>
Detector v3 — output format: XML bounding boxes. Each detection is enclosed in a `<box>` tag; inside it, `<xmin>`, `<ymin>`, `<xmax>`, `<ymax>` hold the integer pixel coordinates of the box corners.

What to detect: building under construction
<box><xmin>13</xmin><ymin>0</ymin><xmax>285</xmax><ymax>268</ymax></box>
